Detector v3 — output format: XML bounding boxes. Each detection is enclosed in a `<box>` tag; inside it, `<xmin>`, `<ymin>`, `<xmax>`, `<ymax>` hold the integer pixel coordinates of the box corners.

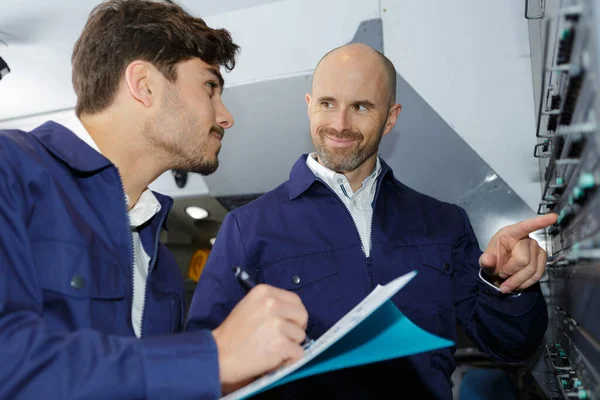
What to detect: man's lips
<box><xmin>210</xmin><ymin>131</ymin><xmax>224</xmax><ymax>141</ymax></box>
<box><xmin>324</xmin><ymin>135</ymin><xmax>357</xmax><ymax>147</ymax></box>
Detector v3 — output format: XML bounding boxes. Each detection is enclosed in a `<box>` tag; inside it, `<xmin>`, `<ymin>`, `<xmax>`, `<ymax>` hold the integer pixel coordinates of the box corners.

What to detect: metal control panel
<box><xmin>529</xmin><ymin>0</ymin><xmax>600</xmax><ymax>398</ymax></box>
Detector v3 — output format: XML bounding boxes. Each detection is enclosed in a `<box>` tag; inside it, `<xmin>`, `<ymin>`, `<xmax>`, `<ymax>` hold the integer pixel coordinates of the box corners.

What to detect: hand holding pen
<box><xmin>233</xmin><ymin>266</ymin><xmax>315</xmax><ymax>350</ymax></box>
<box><xmin>211</xmin><ymin>267</ymin><xmax>310</xmax><ymax>394</ymax></box>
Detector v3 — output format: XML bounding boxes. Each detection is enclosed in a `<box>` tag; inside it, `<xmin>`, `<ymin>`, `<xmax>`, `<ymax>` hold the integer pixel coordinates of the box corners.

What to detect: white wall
<box><xmin>381</xmin><ymin>0</ymin><xmax>540</xmax><ymax>211</ymax></box>
<box><xmin>200</xmin><ymin>0</ymin><xmax>380</xmax><ymax>87</ymax></box>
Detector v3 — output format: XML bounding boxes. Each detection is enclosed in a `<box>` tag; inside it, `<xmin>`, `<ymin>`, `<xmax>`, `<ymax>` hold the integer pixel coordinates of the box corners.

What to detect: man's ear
<box><xmin>124</xmin><ymin>60</ymin><xmax>154</xmax><ymax>108</ymax></box>
<box><xmin>382</xmin><ymin>103</ymin><xmax>402</xmax><ymax>137</ymax></box>
<box><xmin>305</xmin><ymin>93</ymin><xmax>312</xmax><ymax>119</ymax></box>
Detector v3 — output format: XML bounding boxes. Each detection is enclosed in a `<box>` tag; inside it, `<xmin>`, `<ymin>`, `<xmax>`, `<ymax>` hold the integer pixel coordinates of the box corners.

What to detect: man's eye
<box><xmin>206</xmin><ymin>82</ymin><xmax>217</xmax><ymax>95</ymax></box>
<box><xmin>321</xmin><ymin>102</ymin><xmax>333</xmax><ymax>109</ymax></box>
<box><xmin>354</xmin><ymin>104</ymin><xmax>367</xmax><ymax>111</ymax></box>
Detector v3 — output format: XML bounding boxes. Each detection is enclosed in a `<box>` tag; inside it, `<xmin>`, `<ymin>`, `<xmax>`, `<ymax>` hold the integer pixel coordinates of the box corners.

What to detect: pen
<box><xmin>232</xmin><ymin>266</ymin><xmax>314</xmax><ymax>350</ymax></box>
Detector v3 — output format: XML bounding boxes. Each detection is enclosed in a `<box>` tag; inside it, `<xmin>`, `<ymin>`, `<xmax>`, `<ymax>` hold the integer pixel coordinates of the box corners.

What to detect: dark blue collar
<box><xmin>30</xmin><ymin>120</ymin><xmax>173</xmax><ymax>229</ymax></box>
<box><xmin>287</xmin><ymin>154</ymin><xmax>396</xmax><ymax>200</ymax></box>
<box><xmin>29</xmin><ymin>121</ymin><xmax>113</xmax><ymax>173</ymax></box>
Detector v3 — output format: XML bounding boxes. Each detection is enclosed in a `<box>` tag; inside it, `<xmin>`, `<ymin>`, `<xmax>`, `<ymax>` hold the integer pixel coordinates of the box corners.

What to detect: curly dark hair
<box><xmin>72</xmin><ymin>0</ymin><xmax>240</xmax><ymax>116</ymax></box>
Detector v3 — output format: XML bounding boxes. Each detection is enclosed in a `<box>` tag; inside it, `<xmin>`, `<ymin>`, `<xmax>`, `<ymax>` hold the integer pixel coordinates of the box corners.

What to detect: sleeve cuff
<box><xmin>478</xmin><ymin>268</ymin><xmax>522</xmax><ymax>297</ymax></box>
<box><xmin>140</xmin><ymin>330</ymin><xmax>221</xmax><ymax>400</ymax></box>
<box><xmin>477</xmin><ymin>269</ymin><xmax>543</xmax><ymax>315</ymax></box>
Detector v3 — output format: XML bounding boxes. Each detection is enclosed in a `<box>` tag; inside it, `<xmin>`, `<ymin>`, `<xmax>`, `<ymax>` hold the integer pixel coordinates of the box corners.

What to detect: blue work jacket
<box><xmin>186</xmin><ymin>154</ymin><xmax>548</xmax><ymax>399</ymax></box>
<box><xmin>0</xmin><ymin>122</ymin><xmax>220</xmax><ymax>399</ymax></box>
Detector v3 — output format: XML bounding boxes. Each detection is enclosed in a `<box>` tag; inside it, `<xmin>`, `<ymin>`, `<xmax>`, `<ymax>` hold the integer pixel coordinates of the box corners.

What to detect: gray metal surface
<box><xmin>349</xmin><ymin>18</ymin><xmax>384</xmax><ymax>52</ymax></box>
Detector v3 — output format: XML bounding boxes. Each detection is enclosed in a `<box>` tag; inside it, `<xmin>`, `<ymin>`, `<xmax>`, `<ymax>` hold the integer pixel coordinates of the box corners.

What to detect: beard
<box><xmin>313</xmin><ymin>126</ymin><xmax>381</xmax><ymax>173</ymax></box>
<box><xmin>149</xmin><ymin>87</ymin><xmax>222</xmax><ymax>176</ymax></box>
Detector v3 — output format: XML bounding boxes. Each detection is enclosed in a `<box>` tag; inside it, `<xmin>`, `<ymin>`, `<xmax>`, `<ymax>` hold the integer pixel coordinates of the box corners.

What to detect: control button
<box><xmin>443</xmin><ymin>263</ymin><xmax>451</xmax><ymax>271</ymax></box>
<box><xmin>292</xmin><ymin>275</ymin><xmax>301</xmax><ymax>285</ymax></box>
<box><xmin>558</xmin><ymin>204</ymin><xmax>581</xmax><ymax>227</ymax></box>
<box><xmin>70</xmin><ymin>276</ymin><xmax>86</xmax><ymax>289</ymax></box>
<box><xmin>573</xmin><ymin>187</ymin><xmax>584</xmax><ymax>201</ymax></box>
<box><xmin>578</xmin><ymin>173</ymin><xmax>595</xmax><ymax>190</ymax></box>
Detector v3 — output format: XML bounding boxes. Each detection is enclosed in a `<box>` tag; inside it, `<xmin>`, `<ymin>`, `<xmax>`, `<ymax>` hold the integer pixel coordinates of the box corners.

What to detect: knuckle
<box><xmin>264</xmin><ymin>296</ymin><xmax>278</xmax><ymax>313</ymax></box>
<box><xmin>301</xmin><ymin>308</ymin><xmax>309</xmax><ymax>324</ymax></box>
<box><xmin>254</xmin><ymin>284</ymin><xmax>269</xmax><ymax>297</ymax></box>
<box><xmin>517</xmin><ymin>253</ymin><xmax>530</xmax><ymax>267</ymax></box>
<box><xmin>290</xmin><ymin>291</ymin><xmax>303</xmax><ymax>304</ymax></box>
<box><xmin>271</xmin><ymin>317</ymin><xmax>283</xmax><ymax>332</ymax></box>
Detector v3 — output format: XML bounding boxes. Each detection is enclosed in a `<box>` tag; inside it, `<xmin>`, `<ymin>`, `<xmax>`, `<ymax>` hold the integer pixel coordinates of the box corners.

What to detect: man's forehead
<box><xmin>313</xmin><ymin>68</ymin><xmax>386</xmax><ymax>99</ymax></box>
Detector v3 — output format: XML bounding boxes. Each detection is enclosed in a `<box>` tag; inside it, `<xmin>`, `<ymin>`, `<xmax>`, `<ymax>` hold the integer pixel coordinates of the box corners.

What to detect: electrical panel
<box><xmin>529</xmin><ymin>0</ymin><xmax>600</xmax><ymax>398</ymax></box>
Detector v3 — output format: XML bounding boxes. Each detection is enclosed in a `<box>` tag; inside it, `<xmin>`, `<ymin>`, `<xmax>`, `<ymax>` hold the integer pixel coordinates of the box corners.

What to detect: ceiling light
<box><xmin>209</xmin><ymin>237</ymin><xmax>216</xmax><ymax>246</ymax></box>
<box><xmin>185</xmin><ymin>206</ymin><xmax>209</xmax><ymax>220</ymax></box>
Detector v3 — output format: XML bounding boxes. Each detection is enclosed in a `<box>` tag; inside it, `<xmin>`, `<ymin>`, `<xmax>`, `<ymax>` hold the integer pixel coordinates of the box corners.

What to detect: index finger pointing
<box><xmin>503</xmin><ymin>213</ymin><xmax>558</xmax><ymax>239</ymax></box>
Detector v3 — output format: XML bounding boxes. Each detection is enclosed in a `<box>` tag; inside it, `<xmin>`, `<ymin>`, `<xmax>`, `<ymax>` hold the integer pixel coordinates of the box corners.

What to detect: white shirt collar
<box><xmin>306</xmin><ymin>152</ymin><xmax>381</xmax><ymax>196</ymax></box>
<box><xmin>60</xmin><ymin>116</ymin><xmax>161</xmax><ymax>228</ymax></box>
<box><xmin>60</xmin><ymin>116</ymin><xmax>102</xmax><ymax>154</ymax></box>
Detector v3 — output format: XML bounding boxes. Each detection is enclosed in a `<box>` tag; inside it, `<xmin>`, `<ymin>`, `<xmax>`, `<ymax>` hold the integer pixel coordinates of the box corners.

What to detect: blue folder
<box><xmin>248</xmin><ymin>299</ymin><xmax>454</xmax><ymax>398</ymax></box>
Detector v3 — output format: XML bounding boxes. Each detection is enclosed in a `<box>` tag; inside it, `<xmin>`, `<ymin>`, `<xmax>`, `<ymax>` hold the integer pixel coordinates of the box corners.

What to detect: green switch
<box><xmin>578</xmin><ymin>173</ymin><xmax>595</xmax><ymax>190</ymax></box>
<box><xmin>558</xmin><ymin>209</ymin><xmax>566</xmax><ymax>224</ymax></box>
<box><xmin>556</xmin><ymin>177</ymin><xmax>564</xmax><ymax>186</ymax></box>
<box><xmin>579</xmin><ymin>389</ymin><xmax>588</xmax><ymax>399</ymax></box>
<box><xmin>573</xmin><ymin>186</ymin><xmax>584</xmax><ymax>200</ymax></box>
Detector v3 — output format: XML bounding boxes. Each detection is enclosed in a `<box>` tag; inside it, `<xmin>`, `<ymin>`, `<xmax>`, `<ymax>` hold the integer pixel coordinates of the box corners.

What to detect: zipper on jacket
<box><xmin>132</xmin><ymin>196</ymin><xmax>169</xmax><ymax>337</ymax></box>
<box><xmin>116</xmin><ymin>174</ymin><xmax>138</xmax><ymax>337</ymax></box>
<box><xmin>316</xmin><ymin>178</ymin><xmax>375</xmax><ymax>288</ymax></box>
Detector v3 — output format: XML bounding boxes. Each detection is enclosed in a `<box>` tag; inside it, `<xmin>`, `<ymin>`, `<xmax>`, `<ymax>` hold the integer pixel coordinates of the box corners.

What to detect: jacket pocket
<box><xmin>261</xmin><ymin>251</ymin><xmax>344</xmax><ymax>337</ymax></box>
<box><xmin>382</xmin><ymin>243</ymin><xmax>455</xmax><ymax>338</ymax></box>
<box><xmin>35</xmin><ymin>240</ymin><xmax>127</xmax><ymax>300</ymax></box>
<box><xmin>262</xmin><ymin>251</ymin><xmax>339</xmax><ymax>291</ymax></box>
<box><xmin>33</xmin><ymin>240</ymin><xmax>129</xmax><ymax>333</ymax></box>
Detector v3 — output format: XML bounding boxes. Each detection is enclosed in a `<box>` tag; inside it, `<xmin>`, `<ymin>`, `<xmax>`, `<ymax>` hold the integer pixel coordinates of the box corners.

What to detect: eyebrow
<box><xmin>205</xmin><ymin>67</ymin><xmax>224</xmax><ymax>92</ymax></box>
<box><xmin>317</xmin><ymin>96</ymin><xmax>337</xmax><ymax>103</ymax></box>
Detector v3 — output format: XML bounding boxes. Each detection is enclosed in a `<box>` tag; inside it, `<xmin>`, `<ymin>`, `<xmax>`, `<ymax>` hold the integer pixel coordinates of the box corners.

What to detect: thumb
<box><xmin>479</xmin><ymin>252</ymin><xmax>497</xmax><ymax>270</ymax></box>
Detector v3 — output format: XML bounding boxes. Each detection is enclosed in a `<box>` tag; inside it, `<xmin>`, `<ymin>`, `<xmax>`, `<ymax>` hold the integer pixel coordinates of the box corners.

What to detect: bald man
<box><xmin>186</xmin><ymin>43</ymin><xmax>556</xmax><ymax>399</ymax></box>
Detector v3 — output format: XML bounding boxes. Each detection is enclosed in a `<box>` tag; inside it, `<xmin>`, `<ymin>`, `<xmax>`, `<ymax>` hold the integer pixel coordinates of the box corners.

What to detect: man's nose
<box><xmin>330</xmin><ymin>109</ymin><xmax>352</xmax><ymax>133</ymax></box>
<box><xmin>216</xmin><ymin>100</ymin><xmax>234</xmax><ymax>130</ymax></box>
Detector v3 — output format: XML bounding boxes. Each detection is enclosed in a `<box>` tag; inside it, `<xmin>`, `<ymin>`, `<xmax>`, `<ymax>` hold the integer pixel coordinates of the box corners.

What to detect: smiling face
<box><xmin>306</xmin><ymin>44</ymin><xmax>400</xmax><ymax>173</ymax></box>
<box><xmin>149</xmin><ymin>58</ymin><xmax>235</xmax><ymax>175</ymax></box>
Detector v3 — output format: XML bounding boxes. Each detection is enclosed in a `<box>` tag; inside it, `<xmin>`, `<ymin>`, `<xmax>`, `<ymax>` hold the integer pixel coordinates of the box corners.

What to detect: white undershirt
<box><xmin>61</xmin><ymin>117</ymin><xmax>161</xmax><ymax>337</ymax></box>
<box><xmin>306</xmin><ymin>153</ymin><xmax>380</xmax><ymax>257</ymax></box>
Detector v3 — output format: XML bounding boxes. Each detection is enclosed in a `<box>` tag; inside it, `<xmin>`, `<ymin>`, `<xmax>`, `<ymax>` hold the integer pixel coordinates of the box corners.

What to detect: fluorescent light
<box><xmin>209</xmin><ymin>237</ymin><xmax>216</xmax><ymax>246</ymax></box>
<box><xmin>185</xmin><ymin>206</ymin><xmax>209</xmax><ymax>220</ymax></box>
<box><xmin>484</xmin><ymin>173</ymin><xmax>498</xmax><ymax>183</ymax></box>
